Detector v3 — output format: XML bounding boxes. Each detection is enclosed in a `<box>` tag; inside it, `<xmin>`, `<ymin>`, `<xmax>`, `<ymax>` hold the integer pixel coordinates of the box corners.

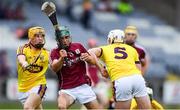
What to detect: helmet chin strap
<box><xmin>30</xmin><ymin>42</ymin><xmax>44</xmax><ymax>49</ymax></box>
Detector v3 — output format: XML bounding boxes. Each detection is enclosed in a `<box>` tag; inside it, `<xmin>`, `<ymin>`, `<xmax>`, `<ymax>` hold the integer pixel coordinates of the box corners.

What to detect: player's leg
<box><xmin>71</xmin><ymin>84</ymin><xmax>100</xmax><ymax>109</ymax></box>
<box><xmin>130</xmin><ymin>98</ymin><xmax>138</xmax><ymax>110</ymax></box>
<box><xmin>133</xmin><ymin>75</ymin><xmax>151</xmax><ymax>109</ymax></box>
<box><xmin>84</xmin><ymin>99</ymin><xmax>100</xmax><ymax>109</ymax></box>
<box><xmin>35</xmin><ymin>103</ymin><xmax>43</xmax><ymax>110</ymax></box>
<box><xmin>81</xmin><ymin>94</ymin><xmax>104</xmax><ymax>109</ymax></box>
<box><xmin>24</xmin><ymin>93</ymin><xmax>42</xmax><ymax>110</ymax></box>
<box><xmin>135</xmin><ymin>95</ymin><xmax>151</xmax><ymax>109</ymax></box>
<box><xmin>113</xmin><ymin>76</ymin><xmax>133</xmax><ymax>109</ymax></box>
<box><xmin>96</xmin><ymin>93</ymin><xmax>109</xmax><ymax>108</ymax></box>
<box><xmin>115</xmin><ymin>100</ymin><xmax>132</xmax><ymax>109</ymax></box>
<box><xmin>58</xmin><ymin>91</ymin><xmax>75</xmax><ymax>109</ymax></box>
<box><xmin>93</xmin><ymin>80</ymin><xmax>111</xmax><ymax>108</ymax></box>
<box><xmin>23</xmin><ymin>84</ymin><xmax>47</xmax><ymax>110</ymax></box>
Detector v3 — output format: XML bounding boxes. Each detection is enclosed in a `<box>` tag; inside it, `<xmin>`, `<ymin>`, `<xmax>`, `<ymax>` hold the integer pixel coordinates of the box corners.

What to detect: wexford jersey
<box><xmin>100</xmin><ymin>43</ymin><xmax>141</xmax><ymax>81</ymax></box>
<box><xmin>17</xmin><ymin>44</ymin><xmax>49</xmax><ymax>92</ymax></box>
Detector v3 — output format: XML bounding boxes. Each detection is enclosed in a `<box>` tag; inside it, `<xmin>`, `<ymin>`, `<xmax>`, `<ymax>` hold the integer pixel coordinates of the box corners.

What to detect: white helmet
<box><xmin>107</xmin><ymin>29</ymin><xmax>125</xmax><ymax>44</ymax></box>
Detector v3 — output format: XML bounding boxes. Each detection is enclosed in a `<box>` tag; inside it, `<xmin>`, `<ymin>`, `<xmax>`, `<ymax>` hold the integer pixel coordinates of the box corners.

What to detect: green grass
<box><xmin>0</xmin><ymin>101</ymin><xmax>180</xmax><ymax>109</ymax></box>
<box><xmin>0</xmin><ymin>101</ymin><xmax>81</xmax><ymax>109</ymax></box>
<box><xmin>0</xmin><ymin>101</ymin><xmax>22</xmax><ymax>109</ymax></box>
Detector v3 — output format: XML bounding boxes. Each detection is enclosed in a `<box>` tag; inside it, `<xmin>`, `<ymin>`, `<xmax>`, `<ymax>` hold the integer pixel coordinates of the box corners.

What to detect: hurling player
<box><xmin>50</xmin><ymin>26</ymin><xmax>100</xmax><ymax>109</ymax></box>
<box><xmin>17</xmin><ymin>26</ymin><xmax>49</xmax><ymax>109</ymax></box>
<box><xmin>124</xmin><ymin>25</ymin><xmax>150</xmax><ymax>75</ymax></box>
<box><xmin>88</xmin><ymin>29</ymin><xmax>151</xmax><ymax>109</ymax></box>
<box><xmin>124</xmin><ymin>26</ymin><xmax>164</xmax><ymax>109</ymax></box>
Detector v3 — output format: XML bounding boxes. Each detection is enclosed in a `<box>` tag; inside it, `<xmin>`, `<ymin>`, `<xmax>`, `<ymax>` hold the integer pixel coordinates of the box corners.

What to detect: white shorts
<box><xmin>59</xmin><ymin>84</ymin><xmax>97</xmax><ymax>104</ymax></box>
<box><xmin>113</xmin><ymin>74</ymin><xmax>147</xmax><ymax>101</ymax></box>
<box><xmin>18</xmin><ymin>84</ymin><xmax>47</xmax><ymax>104</ymax></box>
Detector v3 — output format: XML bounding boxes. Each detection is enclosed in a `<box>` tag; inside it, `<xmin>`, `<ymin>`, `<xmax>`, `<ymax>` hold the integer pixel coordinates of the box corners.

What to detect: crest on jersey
<box><xmin>75</xmin><ymin>49</ymin><xmax>80</xmax><ymax>55</ymax></box>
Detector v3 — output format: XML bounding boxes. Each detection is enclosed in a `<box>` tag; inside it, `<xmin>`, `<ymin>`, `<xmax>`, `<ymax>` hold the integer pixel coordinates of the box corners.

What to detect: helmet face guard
<box><xmin>107</xmin><ymin>29</ymin><xmax>125</xmax><ymax>44</ymax></box>
<box><xmin>55</xmin><ymin>26</ymin><xmax>71</xmax><ymax>49</ymax></box>
<box><xmin>124</xmin><ymin>26</ymin><xmax>138</xmax><ymax>45</ymax></box>
<box><xmin>28</xmin><ymin>26</ymin><xmax>45</xmax><ymax>49</ymax></box>
<box><xmin>124</xmin><ymin>26</ymin><xmax>138</xmax><ymax>35</ymax></box>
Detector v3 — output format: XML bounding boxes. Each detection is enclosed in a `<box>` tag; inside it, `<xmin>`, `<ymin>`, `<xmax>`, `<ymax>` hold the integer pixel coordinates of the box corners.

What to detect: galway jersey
<box><xmin>100</xmin><ymin>43</ymin><xmax>141</xmax><ymax>81</ymax></box>
<box><xmin>17</xmin><ymin>44</ymin><xmax>49</xmax><ymax>92</ymax></box>
<box><xmin>133</xmin><ymin>43</ymin><xmax>146</xmax><ymax>64</ymax></box>
<box><xmin>50</xmin><ymin>43</ymin><xmax>91</xmax><ymax>89</ymax></box>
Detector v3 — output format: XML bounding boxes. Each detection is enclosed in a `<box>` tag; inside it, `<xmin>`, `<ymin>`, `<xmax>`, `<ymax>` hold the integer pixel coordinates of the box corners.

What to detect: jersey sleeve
<box><xmin>79</xmin><ymin>43</ymin><xmax>87</xmax><ymax>53</ymax></box>
<box><xmin>50</xmin><ymin>49</ymin><xmax>59</xmax><ymax>62</ymax></box>
<box><xmin>17</xmin><ymin>45</ymin><xmax>25</xmax><ymax>56</ymax></box>
<box><xmin>98</xmin><ymin>46</ymin><xmax>104</xmax><ymax>61</ymax></box>
<box><xmin>134</xmin><ymin>49</ymin><xmax>140</xmax><ymax>64</ymax></box>
<box><xmin>140</xmin><ymin>50</ymin><xmax>146</xmax><ymax>59</ymax></box>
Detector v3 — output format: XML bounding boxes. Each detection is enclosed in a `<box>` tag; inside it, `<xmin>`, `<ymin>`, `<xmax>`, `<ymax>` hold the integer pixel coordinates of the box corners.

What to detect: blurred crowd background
<box><xmin>0</xmin><ymin>0</ymin><xmax>180</xmax><ymax>109</ymax></box>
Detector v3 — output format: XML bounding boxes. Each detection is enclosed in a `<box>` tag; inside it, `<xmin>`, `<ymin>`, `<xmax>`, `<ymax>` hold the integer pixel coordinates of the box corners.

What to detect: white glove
<box><xmin>22</xmin><ymin>62</ymin><xmax>29</xmax><ymax>69</ymax></box>
<box><xmin>147</xmin><ymin>87</ymin><xmax>153</xmax><ymax>95</ymax></box>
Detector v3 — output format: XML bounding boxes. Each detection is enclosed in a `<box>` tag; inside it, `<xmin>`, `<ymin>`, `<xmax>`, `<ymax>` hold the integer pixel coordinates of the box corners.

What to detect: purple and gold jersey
<box><xmin>17</xmin><ymin>44</ymin><xmax>49</xmax><ymax>92</ymax></box>
<box><xmin>100</xmin><ymin>43</ymin><xmax>141</xmax><ymax>81</ymax></box>
<box><xmin>50</xmin><ymin>43</ymin><xmax>91</xmax><ymax>89</ymax></box>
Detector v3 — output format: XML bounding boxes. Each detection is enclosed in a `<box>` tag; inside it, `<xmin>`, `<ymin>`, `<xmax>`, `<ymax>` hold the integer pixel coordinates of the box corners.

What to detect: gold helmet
<box><xmin>124</xmin><ymin>25</ymin><xmax>138</xmax><ymax>37</ymax></box>
<box><xmin>28</xmin><ymin>26</ymin><xmax>45</xmax><ymax>39</ymax></box>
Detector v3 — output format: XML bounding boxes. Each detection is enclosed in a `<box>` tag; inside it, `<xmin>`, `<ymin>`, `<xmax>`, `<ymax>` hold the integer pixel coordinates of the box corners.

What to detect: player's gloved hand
<box><xmin>22</xmin><ymin>62</ymin><xmax>32</xmax><ymax>71</ymax></box>
<box><xmin>22</xmin><ymin>62</ymin><xmax>29</xmax><ymax>69</ymax></box>
<box><xmin>147</xmin><ymin>87</ymin><xmax>153</xmax><ymax>101</ymax></box>
<box><xmin>25</xmin><ymin>64</ymin><xmax>33</xmax><ymax>71</ymax></box>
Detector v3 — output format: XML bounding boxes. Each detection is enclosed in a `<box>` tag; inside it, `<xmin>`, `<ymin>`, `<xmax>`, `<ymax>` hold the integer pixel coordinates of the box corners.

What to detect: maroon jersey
<box><xmin>87</xmin><ymin>64</ymin><xmax>99</xmax><ymax>86</ymax></box>
<box><xmin>50</xmin><ymin>43</ymin><xmax>91</xmax><ymax>89</ymax></box>
<box><xmin>133</xmin><ymin>44</ymin><xmax>146</xmax><ymax>64</ymax></box>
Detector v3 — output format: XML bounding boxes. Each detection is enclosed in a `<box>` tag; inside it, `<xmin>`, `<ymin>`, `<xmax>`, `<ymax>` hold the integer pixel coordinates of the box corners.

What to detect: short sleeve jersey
<box><xmin>100</xmin><ymin>43</ymin><xmax>141</xmax><ymax>81</ymax></box>
<box><xmin>133</xmin><ymin>44</ymin><xmax>147</xmax><ymax>64</ymax></box>
<box><xmin>50</xmin><ymin>43</ymin><xmax>91</xmax><ymax>89</ymax></box>
<box><xmin>17</xmin><ymin>44</ymin><xmax>49</xmax><ymax>92</ymax></box>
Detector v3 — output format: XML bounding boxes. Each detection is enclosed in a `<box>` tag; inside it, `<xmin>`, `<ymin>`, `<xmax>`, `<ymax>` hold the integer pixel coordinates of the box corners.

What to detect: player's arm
<box><xmin>96</xmin><ymin>61</ymin><xmax>109</xmax><ymax>78</ymax></box>
<box><xmin>50</xmin><ymin>49</ymin><xmax>67</xmax><ymax>72</ymax></box>
<box><xmin>141</xmin><ymin>54</ymin><xmax>150</xmax><ymax>75</ymax></box>
<box><xmin>80</xmin><ymin>52</ymin><xmax>96</xmax><ymax>65</ymax></box>
<box><xmin>88</xmin><ymin>47</ymin><xmax>102</xmax><ymax>58</ymax></box>
<box><xmin>134</xmin><ymin>49</ymin><xmax>142</xmax><ymax>72</ymax></box>
<box><xmin>136</xmin><ymin>63</ymin><xmax>141</xmax><ymax>71</ymax></box>
<box><xmin>88</xmin><ymin>48</ymin><xmax>109</xmax><ymax>78</ymax></box>
<box><xmin>17</xmin><ymin>46</ymin><xmax>29</xmax><ymax>69</ymax></box>
<box><xmin>17</xmin><ymin>54</ymin><xmax>29</xmax><ymax>69</ymax></box>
